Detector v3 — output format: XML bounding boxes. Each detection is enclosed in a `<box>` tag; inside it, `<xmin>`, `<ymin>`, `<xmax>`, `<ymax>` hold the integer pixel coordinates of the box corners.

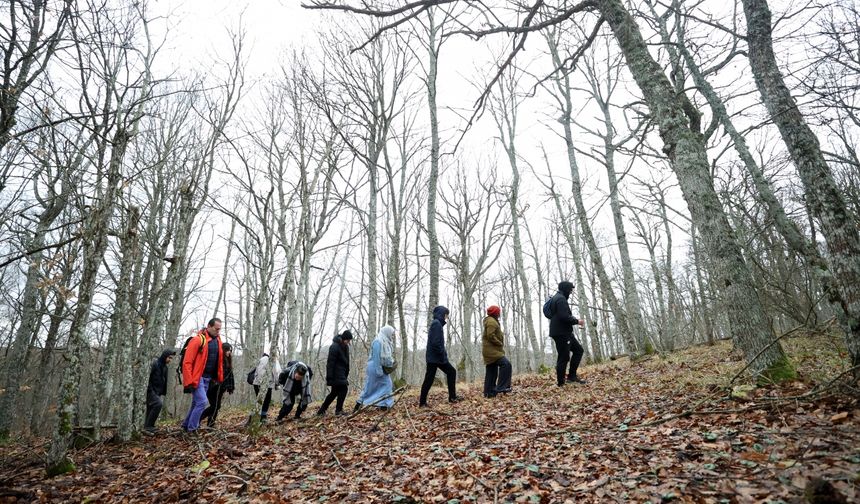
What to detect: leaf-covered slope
<box><xmin>1</xmin><ymin>335</ymin><xmax>858</xmax><ymax>503</ymax></box>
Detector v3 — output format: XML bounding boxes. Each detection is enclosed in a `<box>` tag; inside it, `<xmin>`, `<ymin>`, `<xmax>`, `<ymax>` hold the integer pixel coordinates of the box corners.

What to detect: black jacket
<box><xmin>220</xmin><ymin>360</ymin><xmax>235</xmax><ymax>394</ymax></box>
<box><xmin>325</xmin><ymin>336</ymin><xmax>350</xmax><ymax>386</ymax></box>
<box><xmin>148</xmin><ymin>349</ymin><xmax>175</xmax><ymax>396</ymax></box>
<box><xmin>548</xmin><ymin>291</ymin><xmax>579</xmax><ymax>338</ymax></box>
<box><xmin>426</xmin><ymin>306</ymin><xmax>450</xmax><ymax>364</ymax></box>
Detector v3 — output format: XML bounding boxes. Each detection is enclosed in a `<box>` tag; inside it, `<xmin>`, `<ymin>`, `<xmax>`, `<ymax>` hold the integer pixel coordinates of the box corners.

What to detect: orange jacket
<box><xmin>181</xmin><ymin>329</ymin><xmax>224</xmax><ymax>388</ymax></box>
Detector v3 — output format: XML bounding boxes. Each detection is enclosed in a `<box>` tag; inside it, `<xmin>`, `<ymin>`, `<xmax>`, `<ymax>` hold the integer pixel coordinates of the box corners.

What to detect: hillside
<box><xmin>1</xmin><ymin>334</ymin><xmax>858</xmax><ymax>503</ymax></box>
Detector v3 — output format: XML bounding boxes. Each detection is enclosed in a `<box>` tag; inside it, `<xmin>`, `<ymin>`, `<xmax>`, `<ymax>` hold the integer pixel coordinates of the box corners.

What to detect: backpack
<box><xmin>175</xmin><ymin>333</ymin><xmax>206</xmax><ymax>385</ymax></box>
<box><xmin>542</xmin><ymin>296</ymin><xmax>555</xmax><ymax>319</ymax></box>
<box><xmin>246</xmin><ymin>368</ymin><xmax>256</xmax><ymax>385</ymax></box>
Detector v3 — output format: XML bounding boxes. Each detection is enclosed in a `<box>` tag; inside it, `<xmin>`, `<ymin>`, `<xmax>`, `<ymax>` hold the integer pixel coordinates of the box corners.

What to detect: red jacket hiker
<box><xmin>182</xmin><ymin>329</ymin><xmax>224</xmax><ymax>389</ymax></box>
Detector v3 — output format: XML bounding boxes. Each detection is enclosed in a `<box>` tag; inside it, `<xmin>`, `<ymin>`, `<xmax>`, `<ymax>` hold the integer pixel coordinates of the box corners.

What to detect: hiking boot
<box><xmin>315</xmin><ymin>410</ymin><xmax>325</xmax><ymax>417</ymax></box>
<box><xmin>497</xmin><ymin>387</ymin><xmax>512</xmax><ymax>394</ymax></box>
<box><xmin>567</xmin><ymin>376</ymin><xmax>587</xmax><ymax>384</ymax></box>
<box><xmin>353</xmin><ymin>402</ymin><xmax>362</xmax><ymax>413</ymax></box>
<box><xmin>335</xmin><ymin>410</ymin><xmax>348</xmax><ymax>417</ymax></box>
<box><xmin>448</xmin><ymin>396</ymin><xmax>463</xmax><ymax>404</ymax></box>
<box><xmin>418</xmin><ymin>403</ymin><xmax>429</xmax><ymax>408</ymax></box>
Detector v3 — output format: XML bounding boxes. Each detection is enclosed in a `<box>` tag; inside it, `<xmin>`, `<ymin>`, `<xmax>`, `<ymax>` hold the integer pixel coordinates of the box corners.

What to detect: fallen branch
<box><xmin>349</xmin><ymin>386</ymin><xmax>407</xmax><ymax>419</ymax></box>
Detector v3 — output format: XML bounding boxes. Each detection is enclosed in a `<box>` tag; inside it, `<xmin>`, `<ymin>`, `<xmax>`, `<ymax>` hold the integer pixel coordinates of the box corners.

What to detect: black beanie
<box><xmin>340</xmin><ymin>330</ymin><xmax>353</xmax><ymax>341</ymax></box>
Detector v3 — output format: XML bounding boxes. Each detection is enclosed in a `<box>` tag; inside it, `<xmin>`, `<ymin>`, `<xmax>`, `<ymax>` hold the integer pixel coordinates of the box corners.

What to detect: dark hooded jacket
<box><xmin>148</xmin><ymin>349</ymin><xmax>176</xmax><ymax>396</ymax></box>
<box><xmin>426</xmin><ymin>306</ymin><xmax>450</xmax><ymax>364</ymax></box>
<box><xmin>549</xmin><ymin>282</ymin><xmax>580</xmax><ymax>338</ymax></box>
<box><xmin>325</xmin><ymin>335</ymin><xmax>350</xmax><ymax>386</ymax></box>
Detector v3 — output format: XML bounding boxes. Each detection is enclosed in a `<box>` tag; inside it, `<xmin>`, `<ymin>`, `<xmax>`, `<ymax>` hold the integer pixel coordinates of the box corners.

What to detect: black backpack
<box><xmin>175</xmin><ymin>333</ymin><xmax>205</xmax><ymax>385</ymax></box>
<box><xmin>246</xmin><ymin>368</ymin><xmax>256</xmax><ymax>385</ymax></box>
<box><xmin>542</xmin><ymin>296</ymin><xmax>555</xmax><ymax>319</ymax></box>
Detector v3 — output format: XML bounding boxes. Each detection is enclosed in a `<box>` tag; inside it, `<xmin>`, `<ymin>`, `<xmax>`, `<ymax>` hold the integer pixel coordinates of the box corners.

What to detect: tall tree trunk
<box><xmin>741</xmin><ymin>0</ymin><xmax>860</xmax><ymax>365</ymax></box>
<box><xmin>426</xmin><ymin>12</ymin><xmax>442</xmax><ymax>316</ymax></box>
<box><xmin>115</xmin><ymin>206</ymin><xmax>141</xmax><ymax>442</ymax></box>
<box><xmin>545</xmin><ymin>32</ymin><xmax>634</xmax><ymax>354</ymax></box>
<box><xmin>47</xmin><ymin>129</ymin><xmax>129</xmax><ymax>475</ymax></box>
<box><xmin>0</xmin><ymin>193</ymin><xmax>66</xmax><ymax>438</ymax></box>
<box><xmin>597</xmin><ymin>0</ymin><xmax>793</xmax><ymax>379</ymax></box>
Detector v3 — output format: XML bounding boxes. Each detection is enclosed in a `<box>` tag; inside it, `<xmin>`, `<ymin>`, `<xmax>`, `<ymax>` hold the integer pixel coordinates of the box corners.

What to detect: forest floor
<box><xmin>1</xmin><ymin>332</ymin><xmax>859</xmax><ymax>503</ymax></box>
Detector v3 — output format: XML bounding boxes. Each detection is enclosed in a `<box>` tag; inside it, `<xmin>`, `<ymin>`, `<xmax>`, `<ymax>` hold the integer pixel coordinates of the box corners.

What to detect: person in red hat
<box><xmin>482</xmin><ymin>305</ymin><xmax>512</xmax><ymax>398</ymax></box>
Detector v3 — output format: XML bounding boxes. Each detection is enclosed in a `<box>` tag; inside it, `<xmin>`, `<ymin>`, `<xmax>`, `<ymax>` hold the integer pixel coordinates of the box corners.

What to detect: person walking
<box><xmin>419</xmin><ymin>306</ymin><xmax>460</xmax><ymax>407</ymax></box>
<box><xmin>252</xmin><ymin>353</ymin><xmax>282</xmax><ymax>423</ymax></box>
<box><xmin>144</xmin><ymin>348</ymin><xmax>176</xmax><ymax>432</ymax></box>
<box><xmin>201</xmin><ymin>342</ymin><xmax>234</xmax><ymax>427</ymax></box>
<box><xmin>180</xmin><ymin>318</ymin><xmax>224</xmax><ymax>432</ymax></box>
<box><xmin>547</xmin><ymin>281</ymin><xmax>586</xmax><ymax>386</ymax></box>
<box><xmin>482</xmin><ymin>305</ymin><xmax>512</xmax><ymax>398</ymax></box>
<box><xmin>354</xmin><ymin>325</ymin><xmax>397</xmax><ymax>411</ymax></box>
<box><xmin>316</xmin><ymin>330</ymin><xmax>353</xmax><ymax>416</ymax></box>
<box><xmin>276</xmin><ymin>361</ymin><xmax>313</xmax><ymax>421</ymax></box>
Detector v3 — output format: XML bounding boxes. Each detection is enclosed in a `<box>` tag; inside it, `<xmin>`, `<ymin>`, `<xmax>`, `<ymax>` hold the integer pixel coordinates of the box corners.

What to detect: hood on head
<box><xmin>338</xmin><ymin>330</ymin><xmax>353</xmax><ymax>343</ymax></box>
<box><xmin>159</xmin><ymin>348</ymin><xmax>177</xmax><ymax>364</ymax></box>
<box><xmin>433</xmin><ymin>306</ymin><xmax>449</xmax><ymax>322</ymax></box>
<box><xmin>558</xmin><ymin>281</ymin><xmax>574</xmax><ymax>296</ymax></box>
<box><xmin>378</xmin><ymin>325</ymin><xmax>396</xmax><ymax>340</ymax></box>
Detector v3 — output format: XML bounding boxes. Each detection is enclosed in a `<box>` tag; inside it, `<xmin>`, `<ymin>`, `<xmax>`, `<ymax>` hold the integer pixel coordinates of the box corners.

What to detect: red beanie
<box><xmin>487</xmin><ymin>305</ymin><xmax>501</xmax><ymax>318</ymax></box>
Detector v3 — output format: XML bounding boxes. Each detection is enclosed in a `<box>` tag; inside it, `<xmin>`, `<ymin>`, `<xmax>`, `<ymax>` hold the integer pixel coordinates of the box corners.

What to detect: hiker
<box><xmin>276</xmin><ymin>360</ymin><xmax>313</xmax><ymax>421</ymax></box>
<box><xmin>201</xmin><ymin>342</ymin><xmax>234</xmax><ymax>427</ymax></box>
<box><xmin>482</xmin><ymin>305</ymin><xmax>512</xmax><ymax>398</ymax></box>
<box><xmin>180</xmin><ymin>318</ymin><xmax>224</xmax><ymax>432</ymax></box>
<box><xmin>252</xmin><ymin>353</ymin><xmax>282</xmax><ymax>423</ymax></box>
<box><xmin>548</xmin><ymin>281</ymin><xmax>586</xmax><ymax>386</ymax></box>
<box><xmin>316</xmin><ymin>330</ymin><xmax>353</xmax><ymax>417</ymax></box>
<box><xmin>419</xmin><ymin>306</ymin><xmax>461</xmax><ymax>407</ymax></box>
<box><xmin>144</xmin><ymin>348</ymin><xmax>176</xmax><ymax>432</ymax></box>
<box><xmin>354</xmin><ymin>325</ymin><xmax>397</xmax><ymax>412</ymax></box>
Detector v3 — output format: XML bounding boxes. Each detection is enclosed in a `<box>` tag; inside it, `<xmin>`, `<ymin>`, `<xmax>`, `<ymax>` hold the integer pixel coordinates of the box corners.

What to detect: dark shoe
<box><xmin>418</xmin><ymin>403</ymin><xmax>429</xmax><ymax>408</ymax></box>
<box><xmin>353</xmin><ymin>402</ymin><xmax>362</xmax><ymax>413</ymax></box>
<box><xmin>448</xmin><ymin>396</ymin><xmax>462</xmax><ymax>403</ymax></box>
<box><xmin>378</xmin><ymin>406</ymin><xmax>390</xmax><ymax>411</ymax></box>
<box><xmin>496</xmin><ymin>388</ymin><xmax>512</xmax><ymax>394</ymax></box>
<box><xmin>567</xmin><ymin>377</ymin><xmax>587</xmax><ymax>384</ymax></box>
<box><xmin>484</xmin><ymin>393</ymin><xmax>496</xmax><ymax>398</ymax></box>
<box><xmin>315</xmin><ymin>410</ymin><xmax>325</xmax><ymax>417</ymax></box>
<box><xmin>335</xmin><ymin>410</ymin><xmax>347</xmax><ymax>416</ymax></box>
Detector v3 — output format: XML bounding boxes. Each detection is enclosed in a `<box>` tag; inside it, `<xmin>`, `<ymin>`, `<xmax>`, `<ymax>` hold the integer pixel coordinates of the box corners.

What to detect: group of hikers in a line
<box><xmin>144</xmin><ymin>281</ymin><xmax>587</xmax><ymax>433</ymax></box>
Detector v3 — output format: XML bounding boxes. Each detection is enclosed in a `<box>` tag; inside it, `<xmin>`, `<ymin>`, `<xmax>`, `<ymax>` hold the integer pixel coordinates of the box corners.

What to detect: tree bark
<box><xmin>596</xmin><ymin>0</ymin><xmax>792</xmax><ymax>379</ymax></box>
<box><xmin>741</xmin><ymin>0</ymin><xmax>860</xmax><ymax>365</ymax></box>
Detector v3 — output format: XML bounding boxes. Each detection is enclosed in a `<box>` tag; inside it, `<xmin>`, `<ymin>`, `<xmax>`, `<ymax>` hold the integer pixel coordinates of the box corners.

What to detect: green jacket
<box><xmin>482</xmin><ymin>316</ymin><xmax>505</xmax><ymax>365</ymax></box>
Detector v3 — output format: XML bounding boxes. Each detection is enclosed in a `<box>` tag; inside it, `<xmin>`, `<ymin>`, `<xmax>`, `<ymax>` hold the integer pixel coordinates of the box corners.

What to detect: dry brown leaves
<box><xmin>1</xmin><ymin>336</ymin><xmax>858</xmax><ymax>503</ymax></box>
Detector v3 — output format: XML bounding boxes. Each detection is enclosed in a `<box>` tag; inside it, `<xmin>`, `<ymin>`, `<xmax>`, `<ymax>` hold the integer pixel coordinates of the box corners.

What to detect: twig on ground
<box><xmin>330</xmin><ymin>448</ymin><xmax>346</xmax><ymax>473</ymax></box>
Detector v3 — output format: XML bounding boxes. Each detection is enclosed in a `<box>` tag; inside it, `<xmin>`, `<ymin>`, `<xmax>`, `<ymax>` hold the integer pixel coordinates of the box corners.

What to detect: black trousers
<box><xmin>483</xmin><ymin>357</ymin><xmax>512</xmax><ymax>397</ymax></box>
<box><xmin>419</xmin><ymin>362</ymin><xmax>457</xmax><ymax>405</ymax></box>
<box><xmin>318</xmin><ymin>384</ymin><xmax>348</xmax><ymax>414</ymax></box>
<box><xmin>552</xmin><ymin>334</ymin><xmax>584</xmax><ymax>386</ymax></box>
<box><xmin>276</xmin><ymin>392</ymin><xmax>307</xmax><ymax>420</ymax></box>
<box><xmin>253</xmin><ymin>385</ymin><xmax>273</xmax><ymax>418</ymax></box>
<box><xmin>144</xmin><ymin>390</ymin><xmax>163</xmax><ymax>430</ymax></box>
<box><xmin>201</xmin><ymin>383</ymin><xmax>227</xmax><ymax>426</ymax></box>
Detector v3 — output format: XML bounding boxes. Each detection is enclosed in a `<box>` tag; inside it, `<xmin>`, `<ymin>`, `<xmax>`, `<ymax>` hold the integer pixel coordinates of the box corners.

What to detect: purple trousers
<box><xmin>181</xmin><ymin>376</ymin><xmax>210</xmax><ymax>432</ymax></box>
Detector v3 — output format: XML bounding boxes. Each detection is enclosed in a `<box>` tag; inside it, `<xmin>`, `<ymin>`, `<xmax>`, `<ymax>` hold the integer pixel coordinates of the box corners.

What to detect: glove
<box><xmin>183</xmin><ymin>385</ymin><xmax>195</xmax><ymax>394</ymax></box>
